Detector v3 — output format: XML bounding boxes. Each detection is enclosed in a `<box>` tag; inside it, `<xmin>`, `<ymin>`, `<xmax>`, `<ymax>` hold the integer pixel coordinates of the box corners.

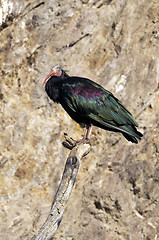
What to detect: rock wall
<box><xmin>0</xmin><ymin>0</ymin><xmax>159</xmax><ymax>239</ymax></box>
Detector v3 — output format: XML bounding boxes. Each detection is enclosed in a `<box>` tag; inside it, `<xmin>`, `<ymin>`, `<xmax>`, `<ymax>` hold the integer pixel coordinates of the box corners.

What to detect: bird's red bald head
<box><xmin>42</xmin><ymin>65</ymin><xmax>62</xmax><ymax>87</ymax></box>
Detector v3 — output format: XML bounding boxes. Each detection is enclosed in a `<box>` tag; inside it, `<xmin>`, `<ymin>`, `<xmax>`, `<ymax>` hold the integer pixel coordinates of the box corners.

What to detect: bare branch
<box><xmin>31</xmin><ymin>143</ymin><xmax>90</xmax><ymax>240</ymax></box>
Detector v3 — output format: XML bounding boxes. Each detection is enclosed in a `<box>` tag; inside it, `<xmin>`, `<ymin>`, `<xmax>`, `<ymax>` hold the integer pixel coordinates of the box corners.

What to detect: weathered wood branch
<box><xmin>31</xmin><ymin>143</ymin><xmax>90</xmax><ymax>240</ymax></box>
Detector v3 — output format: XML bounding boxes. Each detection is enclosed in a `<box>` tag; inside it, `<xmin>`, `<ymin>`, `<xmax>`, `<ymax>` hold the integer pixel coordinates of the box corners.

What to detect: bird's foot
<box><xmin>62</xmin><ymin>133</ymin><xmax>90</xmax><ymax>150</ymax></box>
<box><xmin>62</xmin><ymin>133</ymin><xmax>77</xmax><ymax>149</ymax></box>
<box><xmin>75</xmin><ymin>138</ymin><xmax>90</xmax><ymax>145</ymax></box>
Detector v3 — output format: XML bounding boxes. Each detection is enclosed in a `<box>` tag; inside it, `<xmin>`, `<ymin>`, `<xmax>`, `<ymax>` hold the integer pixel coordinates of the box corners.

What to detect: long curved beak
<box><xmin>42</xmin><ymin>69</ymin><xmax>55</xmax><ymax>88</ymax></box>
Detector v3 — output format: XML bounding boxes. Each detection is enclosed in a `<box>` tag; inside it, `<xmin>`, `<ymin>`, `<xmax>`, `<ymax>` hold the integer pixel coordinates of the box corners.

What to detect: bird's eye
<box><xmin>52</xmin><ymin>65</ymin><xmax>61</xmax><ymax>71</ymax></box>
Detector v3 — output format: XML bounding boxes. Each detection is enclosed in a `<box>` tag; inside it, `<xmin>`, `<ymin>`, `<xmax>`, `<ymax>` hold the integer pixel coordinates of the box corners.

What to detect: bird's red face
<box><xmin>42</xmin><ymin>65</ymin><xmax>62</xmax><ymax>87</ymax></box>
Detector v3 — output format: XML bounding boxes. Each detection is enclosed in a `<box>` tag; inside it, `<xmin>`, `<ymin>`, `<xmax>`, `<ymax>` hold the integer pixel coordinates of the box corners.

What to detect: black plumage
<box><xmin>43</xmin><ymin>65</ymin><xmax>143</xmax><ymax>144</ymax></box>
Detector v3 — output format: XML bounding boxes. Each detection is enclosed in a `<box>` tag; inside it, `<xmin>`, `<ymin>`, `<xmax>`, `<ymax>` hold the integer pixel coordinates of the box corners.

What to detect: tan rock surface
<box><xmin>0</xmin><ymin>0</ymin><xmax>159</xmax><ymax>239</ymax></box>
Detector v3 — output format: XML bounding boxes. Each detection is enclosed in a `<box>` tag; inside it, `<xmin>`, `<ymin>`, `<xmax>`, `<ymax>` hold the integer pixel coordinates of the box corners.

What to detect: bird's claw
<box><xmin>62</xmin><ymin>133</ymin><xmax>90</xmax><ymax>150</ymax></box>
<box><xmin>75</xmin><ymin>138</ymin><xmax>90</xmax><ymax>145</ymax></box>
<box><xmin>62</xmin><ymin>133</ymin><xmax>77</xmax><ymax>149</ymax></box>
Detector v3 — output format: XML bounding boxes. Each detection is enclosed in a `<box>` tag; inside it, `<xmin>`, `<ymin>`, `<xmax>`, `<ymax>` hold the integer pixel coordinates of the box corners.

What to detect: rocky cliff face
<box><xmin>0</xmin><ymin>0</ymin><xmax>159</xmax><ymax>239</ymax></box>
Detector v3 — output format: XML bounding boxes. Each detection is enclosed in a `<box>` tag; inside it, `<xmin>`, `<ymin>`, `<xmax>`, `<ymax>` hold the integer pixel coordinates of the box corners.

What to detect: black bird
<box><xmin>43</xmin><ymin>65</ymin><xmax>142</xmax><ymax>144</ymax></box>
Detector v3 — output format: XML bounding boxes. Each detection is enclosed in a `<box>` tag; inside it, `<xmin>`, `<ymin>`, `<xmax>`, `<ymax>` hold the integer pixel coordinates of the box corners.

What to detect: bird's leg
<box><xmin>75</xmin><ymin>124</ymin><xmax>93</xmax><ymax>144</ymax></box>
<box><xmin>86</xmin><ymin>124</ymin><xmax>93</xmax><ymax>140</ymax></box>
<box><xmin>62</xmin><ymin>124</ymin><xmax>93</xmax><ymax>149</ymax></box>
<box><xmin>83</xmin><ymin>126</ymin><xmax>89</xmax><ymax>139</ymax></box>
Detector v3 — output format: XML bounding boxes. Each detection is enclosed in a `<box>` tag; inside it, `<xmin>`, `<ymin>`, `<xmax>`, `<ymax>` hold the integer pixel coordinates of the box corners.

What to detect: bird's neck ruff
<box><xmin>45</xmin><ymin>76</ymin><xmax>63</xmax><ymax>103</ymax></box>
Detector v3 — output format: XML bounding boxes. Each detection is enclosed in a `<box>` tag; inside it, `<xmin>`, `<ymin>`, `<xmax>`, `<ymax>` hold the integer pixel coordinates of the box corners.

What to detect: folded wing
<box><xmin>61</xmin><ymin>77</ymin><xmax>142</xmax><ymax>142</ymax></box>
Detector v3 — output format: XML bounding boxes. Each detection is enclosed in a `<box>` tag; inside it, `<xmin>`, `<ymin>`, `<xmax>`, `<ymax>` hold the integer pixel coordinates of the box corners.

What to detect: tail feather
<box><xmin>122</xmin><ymin>126</ymin><xmax>143</xmax><ymax>143</ymax></box>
